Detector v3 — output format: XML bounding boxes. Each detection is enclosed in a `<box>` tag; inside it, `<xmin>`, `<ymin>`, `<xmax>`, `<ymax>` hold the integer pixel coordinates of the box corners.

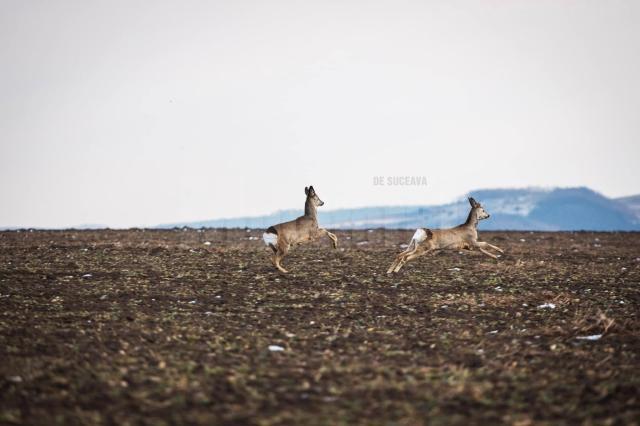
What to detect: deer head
<box><xmin>468</xmin><ymin>197</ymin><xmax>490</xmax><ymax>220</ymax></box>
<box><xmin>305</xmin><ymin>186</ymin><xmax>324</xmax><ymax>207</ymax></box>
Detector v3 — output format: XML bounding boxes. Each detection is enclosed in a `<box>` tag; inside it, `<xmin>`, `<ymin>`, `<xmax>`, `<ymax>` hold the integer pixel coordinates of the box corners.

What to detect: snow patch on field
<box><xmin>268</xmin><ymin>345</ymin><xmax>285</xmax><ymax>352</ymax></box>
<box><xmin>576</xmin><ymin>334</ymin><xmax>602</xmax><ymax>341</ymax></box>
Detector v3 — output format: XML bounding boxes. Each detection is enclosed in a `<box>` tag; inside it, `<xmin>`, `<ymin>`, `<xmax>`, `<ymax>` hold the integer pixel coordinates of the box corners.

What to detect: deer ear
<box><xmin>468</xmin><ymin>197</ymin><xmax>478</xmax><ymax>207</ymax></box>
<box><xmin>309</xmin><ymin>185</ymin><xmax>315</xmax><ymax>193</ymax></box>
<box><xmin>305</xmin><ymin>187</ymin><xmax>309</xmax><ymax>195</ymax></box>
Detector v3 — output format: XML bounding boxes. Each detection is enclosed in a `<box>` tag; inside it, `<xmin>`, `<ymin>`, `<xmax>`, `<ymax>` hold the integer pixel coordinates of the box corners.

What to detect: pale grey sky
<box><xmin>1</xmin><ymin>0</ymin><xmax>639</xmax><ymax>228</ymax></box>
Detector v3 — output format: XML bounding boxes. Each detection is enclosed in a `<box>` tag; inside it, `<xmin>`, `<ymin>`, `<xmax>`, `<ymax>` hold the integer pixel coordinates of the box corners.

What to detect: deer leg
<box><xmin>476</xmin><ymin>241</ymin><xmax>503</xmax><ymax>255</ymax></box>
<box><xmin>392</xmin><ymin>254</ymin><xmax>413</xmax><ymax>273</ymax></box>
<box><xmin>478</xmin><ymin>247</ymin><xmax>498</xmax><ymax>260</ymax></box>
<box><xmin>479</xmin><ymin>248</ymin><xmax>498</xmax><ymax>259</ymax></box>
<box><xmin>318</xmin><ymin>228</ymin><xmax>338</xmax><ymax>249</ymax></box>
<box><xmin>387</xmin><ymin>243</ymin><xmax>419</xmax><ymax>274</ymax></box>
<box><xmin>393</xmin><ymin>246</ymin><xmax>429</xmax><ymax>273</ymax></box>
<box><xmin>273</xmin><ymin>243</ymin><xmax>290</xmax><ymax>273</ymax></box>
<box><xmin>387</xmin><ymin>251</ymin><xmax>407</xmax><ymax>274</ymax></box>
<box><xmin>394</xmin><ymin>248</ymin><xmax>432</xmax><ymax>273</ymax></box>
<box><xmin>274</xmin><ymin>256</ymin><xmax>288</xmax><ymax>273</ymax></box>
<box><xmin>485</xmin><ymin>243</ymin><xmax>504</xmax><ymax>253</ymax></box>
<box><xmin>328</xmin><ymin>232</ymin><xmax>338</xmax><ymax>249</ymax></box>
<box><xmin>387</xmin><ymin>257</ymin><xmax>400</xmax><ymax>274</ymax></box>
<box><xmin>387</xmin><ymin>256</ymin><xmax>402</xmax><ymax>274</ymax></box>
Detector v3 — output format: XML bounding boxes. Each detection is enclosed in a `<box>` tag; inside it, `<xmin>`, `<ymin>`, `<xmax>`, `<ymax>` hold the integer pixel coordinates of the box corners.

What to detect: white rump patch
<box><xmin>263</xmin><ymin>232</ymin><xmax>278</xmax><ymax>246</ymax></box>
<box><xmin>411</xmin><ymin>228</ymin><xmax>428</xmax><ymax>244</ymax></box>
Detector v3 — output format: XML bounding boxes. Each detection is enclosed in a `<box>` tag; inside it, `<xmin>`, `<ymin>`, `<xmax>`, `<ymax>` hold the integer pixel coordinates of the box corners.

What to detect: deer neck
<box><xmin>464</xmin><ymin>208</ymin><xmax>478</xmax><ymax>229</ymax></box>
<box><xmin>304</xmin><ymin>197</ymin><xmax>318</xmax><ymax>221</ymax></box>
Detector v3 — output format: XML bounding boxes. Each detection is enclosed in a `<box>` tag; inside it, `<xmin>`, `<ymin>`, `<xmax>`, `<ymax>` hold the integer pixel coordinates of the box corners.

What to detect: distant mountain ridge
<box><xmin>158</xmin><ymin>187</ymin><xmax>640</xmax><ymax>231</ymax></box>
<box><xmin>615</xmin><ymin>194</ymin><xmax>640</xmax><ymax>221</ymax></box>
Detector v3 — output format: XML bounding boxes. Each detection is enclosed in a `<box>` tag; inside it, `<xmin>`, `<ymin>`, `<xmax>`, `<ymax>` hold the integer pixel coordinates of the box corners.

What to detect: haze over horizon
<box><xmin>2</xmin><ymin>1</ymin><xmax>639</xmax><ymax>228</ymax></box>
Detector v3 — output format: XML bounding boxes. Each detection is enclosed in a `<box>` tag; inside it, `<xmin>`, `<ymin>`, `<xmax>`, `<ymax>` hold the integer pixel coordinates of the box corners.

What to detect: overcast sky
<box><xmin>1</xmin><ymin>1</ymin><xmax>639</xmax><ymax>228</ymax></box>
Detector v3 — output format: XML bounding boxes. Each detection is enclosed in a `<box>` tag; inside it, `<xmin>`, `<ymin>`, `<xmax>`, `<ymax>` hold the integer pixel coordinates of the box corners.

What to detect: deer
<box><xmin>386</xmin><ymin>197</ymin><xmax>504</xmax><ymax>274</ymax></box>
<box><xmin>262</xmin><ymin>185</ymin><xmax>338</xmax><ymax>273</ymax></box>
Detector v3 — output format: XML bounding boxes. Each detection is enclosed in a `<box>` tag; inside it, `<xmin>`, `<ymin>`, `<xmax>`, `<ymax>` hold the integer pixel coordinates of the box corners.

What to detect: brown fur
<box><xmin>387</xmin><ymin>197</ymin><xmax>504</xmax><ymax>273</ymax></box>
<box><xmin>266</xmin><ymin>186</ymin><xmax>338</xmax><ymax>273</ymax></box>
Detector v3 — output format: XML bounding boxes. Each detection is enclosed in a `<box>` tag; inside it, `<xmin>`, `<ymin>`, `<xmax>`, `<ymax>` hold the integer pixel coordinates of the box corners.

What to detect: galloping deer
<box><xmin>387</xmin><ymin>197</ymin><xmax>504</xmax><ymax>274</ymax></box>
<box><xmin>263</xmin><ymin>186</ymin><xmax>338</xmax><ymax>273</ymax></box>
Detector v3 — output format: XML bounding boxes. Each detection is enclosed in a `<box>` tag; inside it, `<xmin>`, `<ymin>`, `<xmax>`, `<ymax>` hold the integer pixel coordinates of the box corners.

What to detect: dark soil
<box><xmin>1</xmin><ymin>229</ymin><xmax>639</xmax><ymax>425</ymax></box>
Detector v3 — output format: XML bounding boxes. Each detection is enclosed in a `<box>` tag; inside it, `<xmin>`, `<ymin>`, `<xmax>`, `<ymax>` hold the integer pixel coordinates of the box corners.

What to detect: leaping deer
<box><xmin>387</xmin><ymin>197</ymin><xmax>504</xmax><ymax>274</ymax></box>
<box><xmin>263</xmin><ymin>185</ymin><xmax>338</xmax><ymax>273</ymax></box>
